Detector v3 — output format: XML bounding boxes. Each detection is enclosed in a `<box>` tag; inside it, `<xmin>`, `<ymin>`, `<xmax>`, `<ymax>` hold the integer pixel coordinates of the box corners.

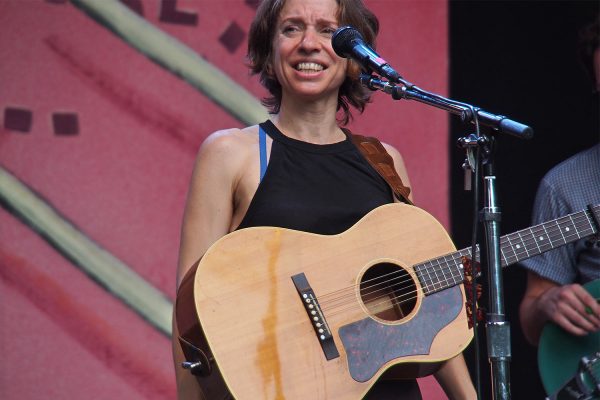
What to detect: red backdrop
<box><xmin>0</xmin><ymin>0</ymin><xmax>449</xmax><ymax>398</ymax></box>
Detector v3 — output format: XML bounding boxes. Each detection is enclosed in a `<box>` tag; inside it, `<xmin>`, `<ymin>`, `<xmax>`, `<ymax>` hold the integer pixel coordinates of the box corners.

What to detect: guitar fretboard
<box><xmin>415</xmin><ymin>205</ymin><xmax>600</xmax><ymax>296</ymax></box>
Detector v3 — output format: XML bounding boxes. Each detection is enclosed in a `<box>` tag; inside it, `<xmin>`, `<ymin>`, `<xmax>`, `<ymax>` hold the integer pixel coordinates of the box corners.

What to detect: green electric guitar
<box><xmin>539</xmin><ymin>279</ymin><xmax>600</xmax><ymax>400</ymax></box>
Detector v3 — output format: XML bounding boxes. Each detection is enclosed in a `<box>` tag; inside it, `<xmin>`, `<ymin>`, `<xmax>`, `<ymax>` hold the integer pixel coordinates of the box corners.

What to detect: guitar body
<box><xmin>191</xmin><ymin>204</ymin><xmax>473</xmax><ymax>399</ymax></box>
<box><xmin>538</xmin><ymin>279</ymin><xmax>600</xmax><ymax>397</ymax></box>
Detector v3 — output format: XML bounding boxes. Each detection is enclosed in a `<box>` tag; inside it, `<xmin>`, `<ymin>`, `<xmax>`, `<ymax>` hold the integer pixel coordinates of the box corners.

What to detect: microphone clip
<box><xmin>359</xmin><ymin>73</ymin><xmax>408</xmax><ymax>100</ymax></box>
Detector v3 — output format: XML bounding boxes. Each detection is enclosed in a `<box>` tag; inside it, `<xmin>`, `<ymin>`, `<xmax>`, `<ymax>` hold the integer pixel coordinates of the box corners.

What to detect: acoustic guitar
<box><xmin>176</xmin><ymin>203</ymin><xmax>600</xmax><ymax>399</ymax></box>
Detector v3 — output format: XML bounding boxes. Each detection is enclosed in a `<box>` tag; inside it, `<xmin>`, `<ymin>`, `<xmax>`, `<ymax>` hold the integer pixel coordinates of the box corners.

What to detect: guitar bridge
<box><xmin>291</xmin><ymin>273</ymin><xmax>340</xmax><ymax>361</ymax></box>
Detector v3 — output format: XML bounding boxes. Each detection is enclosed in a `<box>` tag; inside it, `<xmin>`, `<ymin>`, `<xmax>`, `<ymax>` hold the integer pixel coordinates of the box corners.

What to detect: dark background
<box><xmin>449</xmin><ymin>1</ymin><xmax>599</xmax><ymax>399</ymax></box>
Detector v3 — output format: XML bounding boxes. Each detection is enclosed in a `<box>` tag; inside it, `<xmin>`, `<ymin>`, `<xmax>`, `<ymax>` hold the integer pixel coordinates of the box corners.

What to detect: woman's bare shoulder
<box><xmin>202</xmin><ymin>125</ymin><xmax>260</xmax><ymax>149</ymax></box>
<box><xmin>194</xmin><ymin>125</ymin><xmax>260</xmax><ymax>165</ymax></box>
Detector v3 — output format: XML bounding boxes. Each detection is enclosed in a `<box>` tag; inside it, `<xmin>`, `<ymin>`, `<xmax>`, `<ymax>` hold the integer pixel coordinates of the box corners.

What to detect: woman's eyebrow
<box><xmin>279</xmin><ymin>16</ymin><xmax>337</xmax><ymax>26</ymax></box>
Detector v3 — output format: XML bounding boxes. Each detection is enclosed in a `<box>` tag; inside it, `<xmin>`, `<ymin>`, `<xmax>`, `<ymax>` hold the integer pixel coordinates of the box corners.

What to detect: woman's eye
<box><xmin>282</xmin><ymin>25</ymin><xmax>299</xmax><ymax>34</ymax></box>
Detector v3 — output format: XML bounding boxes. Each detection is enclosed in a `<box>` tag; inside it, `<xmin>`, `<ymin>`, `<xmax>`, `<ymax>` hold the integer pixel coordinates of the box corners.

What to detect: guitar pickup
<box><xmin>291</xmin><ymin>273</ymin><xmax>340</xmax><ymax>361</ymax></box>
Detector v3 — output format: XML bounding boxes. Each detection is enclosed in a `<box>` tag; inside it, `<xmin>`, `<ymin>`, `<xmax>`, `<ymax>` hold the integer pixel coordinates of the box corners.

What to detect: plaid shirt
<box><xmin>520</xmin><ymin>144</ymin><xmax>600</xmax><ymax>284</ymax></box>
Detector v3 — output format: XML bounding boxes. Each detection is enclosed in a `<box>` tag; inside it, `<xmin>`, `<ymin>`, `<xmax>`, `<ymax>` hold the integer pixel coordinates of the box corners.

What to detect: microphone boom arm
<box><xmin>360</xmin><ymin>74</ymin><xmax>533</xmax><ymax>140</ymax></box>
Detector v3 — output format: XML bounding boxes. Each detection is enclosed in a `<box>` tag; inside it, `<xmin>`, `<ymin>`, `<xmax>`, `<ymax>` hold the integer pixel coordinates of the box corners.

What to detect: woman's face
<box><xmin>270</xmin><ymin>0</ymin><xmax>348</xmax><ymax>103</ymax></box>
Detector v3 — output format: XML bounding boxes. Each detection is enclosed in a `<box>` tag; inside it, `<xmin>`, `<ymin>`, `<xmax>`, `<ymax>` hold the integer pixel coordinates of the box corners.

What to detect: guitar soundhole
<box><xmin>360</xmin><ymin>263</ymin><xmax>417</xmax><ymax>322</ymax></box>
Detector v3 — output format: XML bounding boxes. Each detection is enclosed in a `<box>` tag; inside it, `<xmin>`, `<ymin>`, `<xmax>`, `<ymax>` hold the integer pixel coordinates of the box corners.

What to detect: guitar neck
<box><xmin>415</xmin><ymin>205</ymin><xmax>600</xmax><ymax>296</ymax></box>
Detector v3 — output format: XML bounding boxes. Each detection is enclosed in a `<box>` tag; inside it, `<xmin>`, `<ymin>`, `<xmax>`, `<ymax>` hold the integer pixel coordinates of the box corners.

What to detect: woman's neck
<box><xmin>273</xmin><ymin>95</ymin><xmax>345</xmax><ymax>144</ymax></box>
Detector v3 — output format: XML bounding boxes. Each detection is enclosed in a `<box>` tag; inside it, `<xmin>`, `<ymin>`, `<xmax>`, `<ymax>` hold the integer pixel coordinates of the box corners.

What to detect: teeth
<box><xmin>296</xmin><ymin>62</ymin><xmax>324</xmax><ymax>72</ymax></box>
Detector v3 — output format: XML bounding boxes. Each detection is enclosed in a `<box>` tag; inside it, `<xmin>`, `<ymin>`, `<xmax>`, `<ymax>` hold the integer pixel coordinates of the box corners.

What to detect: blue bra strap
<box><xmin>259</xmin><ymin>125</ymin><xmax>267</xmax><ymax>182</ymax></box>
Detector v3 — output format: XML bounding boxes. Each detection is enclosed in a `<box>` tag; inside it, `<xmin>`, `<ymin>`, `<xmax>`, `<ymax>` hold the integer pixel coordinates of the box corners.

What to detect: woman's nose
<box><xmin>300</xmin><ymin>28</ymin><xmax>321</xmax><ymax>52</ymax></box>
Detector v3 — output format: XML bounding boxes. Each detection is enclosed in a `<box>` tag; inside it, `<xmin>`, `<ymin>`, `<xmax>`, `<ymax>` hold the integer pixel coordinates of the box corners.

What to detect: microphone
<box><xmin>332</xmin><ymin>26</ymin><xmax>401</xmax><ymax>84</ymax></box>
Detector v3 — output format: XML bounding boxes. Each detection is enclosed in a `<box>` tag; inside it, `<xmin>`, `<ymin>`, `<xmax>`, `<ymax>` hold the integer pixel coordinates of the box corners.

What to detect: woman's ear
<box><xmin>264</xmin><ymin>56</ymin><xmax>274</xmax><ymax>77</ymax></box>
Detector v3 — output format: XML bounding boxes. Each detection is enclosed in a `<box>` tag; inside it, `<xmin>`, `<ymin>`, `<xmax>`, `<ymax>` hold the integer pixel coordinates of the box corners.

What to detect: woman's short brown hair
<box><xmin>247</xmin><ymin>0</ymin><xmax>380</xmax><ymax>125</ymax></box>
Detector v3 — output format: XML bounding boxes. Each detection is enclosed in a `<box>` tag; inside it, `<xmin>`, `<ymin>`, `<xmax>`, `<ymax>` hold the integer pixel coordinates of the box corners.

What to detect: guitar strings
<box><xmin>323</xmin><ymin>279</ymin><xmax>416</xmax><ymax>315</ymax></box>
<box><xmin>317</xmin><ymin>232</ymin><xmax>469</xmax><ymax>312</ymax></box>
<box><xmin>321</xmin><ymin>244</ymin><xmax>471</xmax><ymax>315</ymax></box>
<box><xmin>320</xmin><ymin>257</ymin><xmax>463</xmax><ymax>317</ymax></box>
<box><xmin>315</xmin><ymin>212</ymin><xmax>594</xmax><ymax>319</ymax></box>
<box><xmin>323</xmin><ymin>271</ymin><xmax>460</xmax><ymax>319</ymax></box>
<box><xmin>324</xmin><ymin>274</ymin><xmax>420</xmax><ymax>317</ymax></box>
<box><xmin>318</xmin><ymin>267</ymin><xmax>415</xmax><ymax>302</ymax></box>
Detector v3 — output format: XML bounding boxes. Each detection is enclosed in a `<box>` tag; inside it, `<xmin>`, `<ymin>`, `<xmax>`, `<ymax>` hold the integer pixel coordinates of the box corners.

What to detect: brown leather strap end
<box><xmin>348</xmin><ymin>132</ymin><xmax>413</xmax><ymax>205</ymax></box>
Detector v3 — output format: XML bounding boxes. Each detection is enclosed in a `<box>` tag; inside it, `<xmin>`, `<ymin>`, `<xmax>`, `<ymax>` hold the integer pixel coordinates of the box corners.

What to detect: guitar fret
<box><xmin>561</xmin><ymin>215</ymin><xmax>574</xmax><ymax>238</ymax></box>
<box><xmin>502</xmin><ymin>234</ymin><xmax>518</xmax><ymax>265</ymax></box>
<box><xmin>507</xmin><ymin>234</ymin><xmax>520</xmax><ymax>262</ymax></box>
<box><xmin>563</xmin><ymin>216</ymin><xmax>579</xmax><ymax>242</ymax></box>
<box><xmin>439</xmin><ymin>256</ymin><xmax>451</xmax><ymax>282</ymax></box>
<box><xmin>499</xmin><ymin>245</ymin><xmax>508</xmax><ymax>268</ymax></box>
<box><xmin>529</xmin><ymin>227</ymin><xmax>543</xmax><ymax>254</ymax></box>
<box><xmin>454</xmin><ymin>257</ymin><xmax>465</xmax><ymax>285</ymax></box>
<box><xmin>516</xmin><ymin>231</ymin><xmax>531</xmax><ymax>258</ymax></box>
<box><xmin>584</xmin><ymin>211</ymin><xmax>596</xmax><ymax>234</ymax></box>
<box><xmin>431</xmin><ymin>260</ymin><xmax>441</xmax><ymax>285</ymax></box>
<box><xmin>443</xmin><ymin>256</ymin><xmax>459</xmax><ymax>287</ymax></box>
<box><xmin>569</xmin><ymin>214</ymin><xmax>583</xmax><ymax>240</ymax></box>
<box><xmin>423</xmin><ymin>262</ymin><xmax>435</xmax><ymax>292</ymax></box>
<box><xmin>416</xmin><ymin>263</ymin><xmax>428</xmax><ymax>291</ymax></box>
<box><xmin>550</xmin><ymin>223</ymin><xmax>566</xmax><ymax>247</ymax></box>
<box><xmin>418</xmin><ymin>262</ymin><xmax>435</xmax><ymax>295</ymax></box>
<box><xmin>576</xmin><ymin>215</ymin><xmax>591</xmax><ymax>236</ymax></box>
<box><xmin>439</xmin><ymin>256</ymin><xmax>450</xmax><ymax>289</ymax></box>
<box><xmin>428</xmin><ymin>261</ymin><xmax>441</xmax><ymax>292</ymax></box>
<box><xmin>452</xmin><ymin>255</ymin><xmax>464</xmax><ymax>285</ymax></box>
<box><xmin>444</xmin><ymin>255</ymin><xmax>462</xmax><ymax>286</ymax></box>
<box><xmin>553</xmin><ymin>219</ymin><xmax>567</xmax><ymax>246</ymax></box>
<box><xmin>433</xmin><ymin>260</ymin><xmax>444</xmax><ymax>291</ymax></box>
<box><xmin>535</xmin><ymin>224</ymin><xmax>553</xmax><ymax>253</ymax></box>
<box><xmin>416</xmin><ymin>263</ymin><xmax>434</xmax><ymax>294</ymax></box>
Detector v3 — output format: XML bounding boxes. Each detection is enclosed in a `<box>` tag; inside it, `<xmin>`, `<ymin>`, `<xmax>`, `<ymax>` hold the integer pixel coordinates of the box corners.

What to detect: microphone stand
<box><xmin>360</xmin><ymin>74</ymin><xmax>533</xmax><ymax>400</ymax></box>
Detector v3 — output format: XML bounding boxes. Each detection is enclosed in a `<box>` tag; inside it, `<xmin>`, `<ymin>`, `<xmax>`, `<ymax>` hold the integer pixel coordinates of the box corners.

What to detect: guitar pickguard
<box><xmin>338</xmin><ymin>286</ymin><xmax>463</xmax><ymax>382</ymax></box>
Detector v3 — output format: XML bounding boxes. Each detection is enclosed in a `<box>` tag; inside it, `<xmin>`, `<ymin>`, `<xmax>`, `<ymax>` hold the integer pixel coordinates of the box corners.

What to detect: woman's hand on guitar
<box><xmin>537</xmin><ymin>283</ymin><xmax>600</xmax><ymax>337</ymax></box>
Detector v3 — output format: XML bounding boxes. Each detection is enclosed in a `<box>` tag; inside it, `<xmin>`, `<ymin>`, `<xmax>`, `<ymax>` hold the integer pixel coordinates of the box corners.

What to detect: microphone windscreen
<box><xmin>331</xmin><ymin>26</ymin><xmax>363</xmax><ymax>58</ymax></box>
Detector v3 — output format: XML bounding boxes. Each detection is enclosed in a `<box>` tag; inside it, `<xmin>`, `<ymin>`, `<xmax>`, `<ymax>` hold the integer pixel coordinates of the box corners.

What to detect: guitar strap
<box><xmin>344</xmin><ymin>129</ymin><xmax>413</xmax><ymax>205</ymax></box>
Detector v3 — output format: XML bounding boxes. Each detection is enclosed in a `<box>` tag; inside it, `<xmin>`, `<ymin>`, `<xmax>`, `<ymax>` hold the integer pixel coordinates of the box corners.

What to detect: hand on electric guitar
<box><xmin>538</xmin><ymin>280</ymin><xmax>600</xmax><ymax>399</ymax></box>
<box><xmin>521</xmin><ymin>273</ymin><xmax>600</xmax><ymax>345</ymax></box>
<box><xmin>538</xmin><ymin>282</ymin><xmax>600</xmax><ymax>336</ymax></box>
<box><xmin>520</xmin><ymin>272</ymin><xmax>600</xmax><ymax>344</ymax></box>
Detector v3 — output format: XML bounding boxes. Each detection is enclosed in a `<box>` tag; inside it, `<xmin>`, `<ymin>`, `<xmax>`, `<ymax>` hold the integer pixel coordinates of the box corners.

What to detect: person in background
<box><xmin>518</xmin><ymin>143</ymin><xmax>600</xmax><ymax>345</ymax></box>
<box><xmin>172</xmin><ymin>0</ymin><xmax>477</xmax><ymax>399</ymax></box>
<box><xmin>519</xmin><ymin>16</ymin><xmax>600</xmax><ymax>346</ymax></box>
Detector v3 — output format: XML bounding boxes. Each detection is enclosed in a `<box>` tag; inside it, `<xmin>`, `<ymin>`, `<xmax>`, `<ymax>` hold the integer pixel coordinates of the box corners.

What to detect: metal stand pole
<box><xmin>482</xmin><ymin>171</ymin><xmax>512</xmax><ymax>400</ymax></box>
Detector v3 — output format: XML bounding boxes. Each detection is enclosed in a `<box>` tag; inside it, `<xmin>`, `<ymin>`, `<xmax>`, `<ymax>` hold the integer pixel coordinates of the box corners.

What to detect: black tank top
<box><xmin>237</xmin><ymin>120</ymin><xmax>394</xmax><ymax>234</ymax></box>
